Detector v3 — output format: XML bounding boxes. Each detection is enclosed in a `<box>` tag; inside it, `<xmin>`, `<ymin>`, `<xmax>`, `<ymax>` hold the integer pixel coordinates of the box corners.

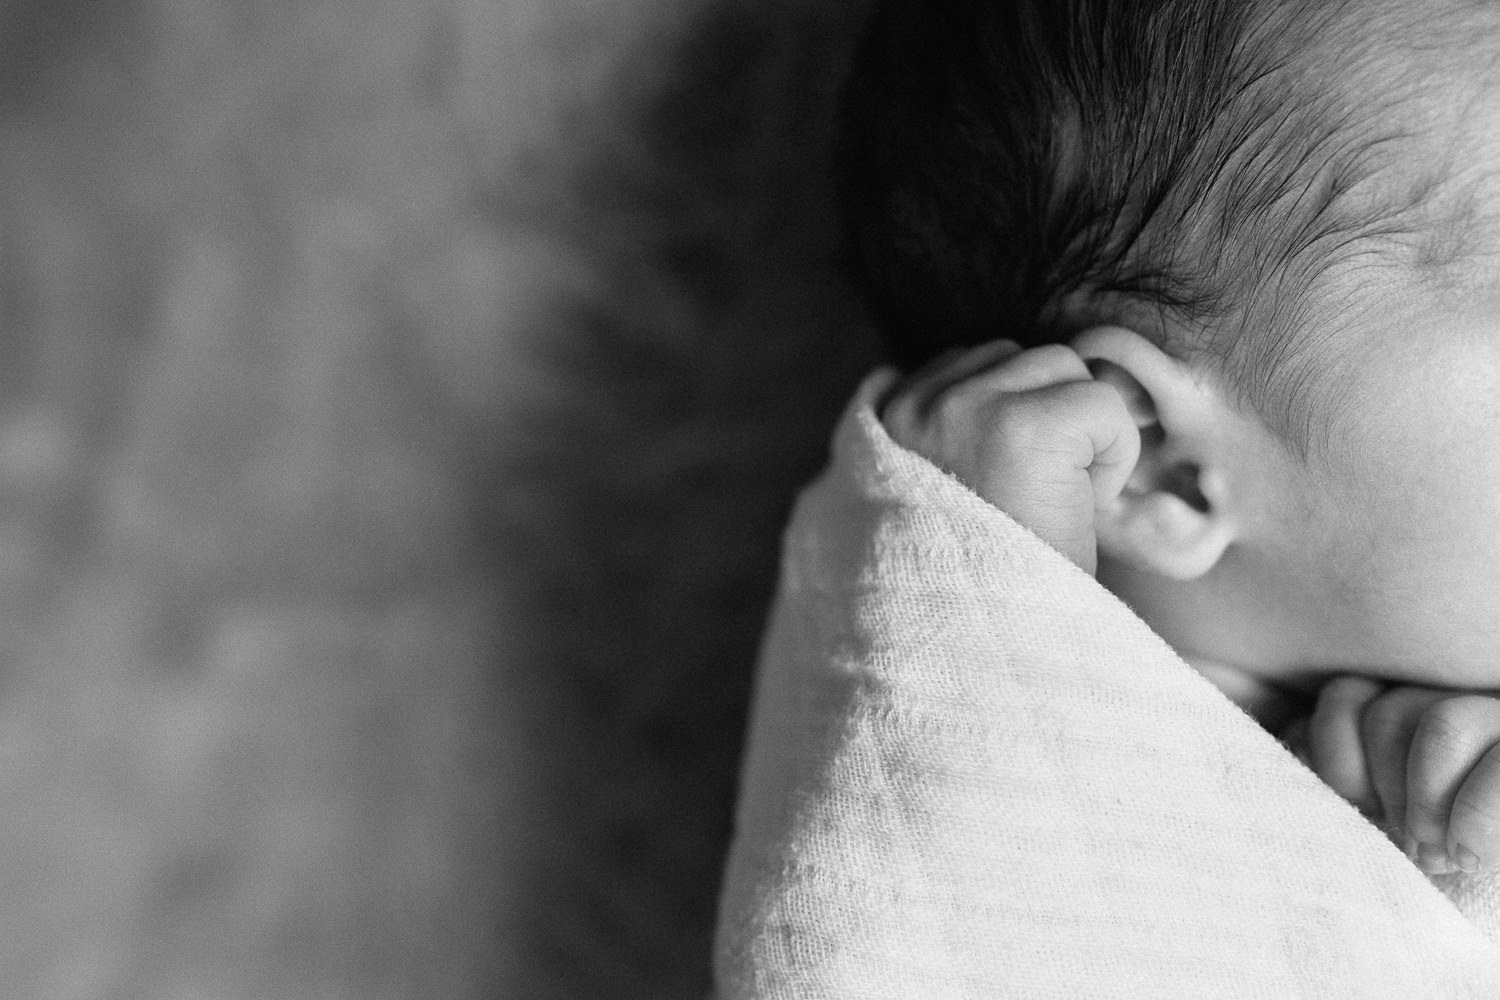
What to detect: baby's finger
<box><xmin>1405</xmin><ymin>696</ymin><xmax>1500</xmax><ymax>873</ymax></box>
<box><xmin>938</xmin><ymin>338</ymin><xmax>1025</xmax><ymax>384</ymax></box>
<box><xmin>1448</xmin><ymin>741</ymin><xmax>1500</xmax><ymax>873</ymax></box>
<box><xmin>974</xmin><ymin>380</ymin><xmax>1137</xmax><ymax>570</ymax></box>
<box><xmin>1065</xmin><ymin>381</ymin><xmax>1140</xmax><ymax>509</ymax></box>
<box><xmin>981</xmin><ymin>342</ymin><xmax>1092</xmax><ymax>394</ymax></box>
<box><xmin>989</xmin><ymin>347</ymin><xmax>1136</xmax><ymax>507</ymax></box>
<box><xmin>879</xmin><ymin>349</ymin><xmax>960</xmax><ymax>440</ymax></box>
<box><xmin>880</xmin><ymin>341</ymin><xmax>1022</xmax><ymax>437</ymax></box>
<box><xmin>919</xmin><ymin>342</ymin><xmax>1093</xmax><ymax>433</ymax></box>
<box><xmin>888</xmin><ymin>341</ymin><xmax>1020</xmax><ymax>416</ymax></box>
<box><xmin>1307</xmin><ymin>676</ymin><xmax>1384</xmax><ymax>812</ymax></box>
<box><xmin>1358</xmin><ymin>685</ymin><xmax>1448</xmax><ymax>840</ymax></box>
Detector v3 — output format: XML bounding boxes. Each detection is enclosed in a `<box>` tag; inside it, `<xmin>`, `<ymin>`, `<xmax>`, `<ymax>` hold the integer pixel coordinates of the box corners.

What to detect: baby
<box><xmin>837</xmin><ymin>0</ymin><xmax>1500</xmax><ymax>877</ymax></box>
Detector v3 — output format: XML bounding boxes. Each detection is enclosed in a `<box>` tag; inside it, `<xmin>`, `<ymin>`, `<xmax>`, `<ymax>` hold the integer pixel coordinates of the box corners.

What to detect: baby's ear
<box><xmin>1071</xmin><ymin>325</ymin><xmax>1241</xmax><ymax>581</ymax></box>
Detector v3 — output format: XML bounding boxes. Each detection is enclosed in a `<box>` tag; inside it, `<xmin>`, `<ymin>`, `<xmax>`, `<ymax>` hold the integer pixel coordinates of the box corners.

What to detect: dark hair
<box><xmin>836</xmin><ymin>0</ymin><xmax>1488</xmax><ymax>448</ymax></box>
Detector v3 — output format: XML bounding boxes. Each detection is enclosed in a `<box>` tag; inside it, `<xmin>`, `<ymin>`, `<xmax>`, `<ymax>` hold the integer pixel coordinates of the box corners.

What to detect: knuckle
<box><xmin>1359</xmin><ymin>693</ymin><xmax>1411</xmax><ymax>745</ymax></box>
<box><xmin>1452</xmin><ymin>747</ymin><xmax>1500</xmax><ymax>841</ymax></box>
<box><xmin>989</xmin><ymin>396</ymin><xmax>1070</xmax><ymax>455</ymax></box>
<box><xmin>979</xmin><ymin>389</ymin><xmax>1036</xmax><ymax>427</ymax></box>
<box><xmin>924</xmin><ymin>386</ymin><xmax>985</xmax><ymax>430</ymax></box>
<box><xmin>1062</xmin><ymin>381</ymin><xmax>1132</xmax><ymax>429</ymax></box>
<box><xmin>938</xmin><ymin>382</ymin><xmax>992</xmax><ymax>418</ymax></box>
<box><xmin>880</xmin><ymin>386</ymin><xmax>916</xmax><ymax>417</ymax></box>
<box><xmin>1453</xmin><ymin>787</ymin><xmax>1500</xmax><ymax>845</ymax></box>
<box><xmin>1412</xmin><ymin>702</ymin><xmax>1478</xmax><ymax>763</ymax></box>
<box><xmin>994</xmin><ymin>344</ymin><xmax>1088</xmax><ymax>389</ymax></box>
<box><xmin>1306</xmin><ymin>721</ymin><xmax>1365</xmax><ymax>796</ymax></box>
<box><xmin>1320</xmin><ymin>675</ymin><xmax>1383</xmax><ymax>710</ymax></box>
<box><xmin>880</xmin><ymin>399</ymin><xmax>921</xmax><ymax>445</ymax></box>
<box><xmin>1405</xmin><ymin>794</ymin><xmax>1449</xmax><ymax>835</ymax></box>
<box><xmin>1435</xmin><ymin>694</ymin><xmax>1500</xmax><ymax>729</ymax></box>
<box><xmin>1359</xmin><ymin>687</ymin><xmax>1441</xmax><ymax>745</ymax></box>
<box><xmin>1052</xmin><ymin>378</ymin><xmax>1106</xmax><ymax>406</ymax></box>
<box><xmin>1021</xmin><ymin>343</ymin><xmax>1081</xmax><ymax>368</ymax></box>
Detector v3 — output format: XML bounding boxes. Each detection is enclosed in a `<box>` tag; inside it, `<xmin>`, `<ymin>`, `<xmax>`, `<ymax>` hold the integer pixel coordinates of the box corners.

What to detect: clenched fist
<box><xmin>880</xmin><ymin>340</ymin><xmax>1140</xmax><ymax>574</ymax></box>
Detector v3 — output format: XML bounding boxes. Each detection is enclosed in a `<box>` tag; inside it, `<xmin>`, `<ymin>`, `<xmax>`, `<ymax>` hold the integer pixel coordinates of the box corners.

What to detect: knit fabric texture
<box><xmin>715</xmin><ymin>370</ymin><xmax>1500</xmax><ymax>998</ymax></box>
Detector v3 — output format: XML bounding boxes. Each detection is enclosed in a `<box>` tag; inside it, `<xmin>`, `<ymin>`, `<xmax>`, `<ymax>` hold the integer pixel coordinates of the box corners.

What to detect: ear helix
<box><xmin>1073</xmin><ymin>324</ymin><xmax>1241</xmax><ymax>578</ymax></box>
<box><xmin>1086</xmin><ymin>358</ymin><xmax>1156</xmax><ymax>430</ymax></box>
<box><xmin>1087</xmin><ymin>358</ymin><xmax>1206</xmax><ymax>512</ymax></box>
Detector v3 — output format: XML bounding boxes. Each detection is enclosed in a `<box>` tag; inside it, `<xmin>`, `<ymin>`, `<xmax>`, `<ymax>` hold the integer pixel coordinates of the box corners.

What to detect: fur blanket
<box><xmin>0</xmin><ymin>1</ymin><xmax>871</xmax><ymax>996</ymax></box>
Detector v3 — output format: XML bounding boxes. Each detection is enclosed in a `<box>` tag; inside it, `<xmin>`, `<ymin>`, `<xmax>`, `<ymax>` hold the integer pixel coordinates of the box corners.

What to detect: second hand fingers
<box><xmin>1359</xmin><ymin>686</ymin><xmax>1449</xmax><ymax>852</ymax></box>
<box><xmin>1404</xmin><ymin>697</ymin><xmax>1500</xmax><ymax>872</ymax></box>
<box><xmin>1449</xmin><ymin>744</ymin><xmax>1500</xmax><ymax>874</ymax></box>
<box><xmin>1307</xmin><ymin>676</ymin><xmax>1385</xmax><ymax>812</ymax></box>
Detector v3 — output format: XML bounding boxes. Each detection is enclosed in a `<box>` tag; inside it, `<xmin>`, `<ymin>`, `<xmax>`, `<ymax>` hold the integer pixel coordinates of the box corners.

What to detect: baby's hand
<box><xmin>880</xmin><ymin>341</ymin><xmax>1139</xmax><ymax>573</ymax></box>
<box><xmin>1303</xmin><ymin>676</ymin><xmax>1500</xmax><ymax>874</ymax></box>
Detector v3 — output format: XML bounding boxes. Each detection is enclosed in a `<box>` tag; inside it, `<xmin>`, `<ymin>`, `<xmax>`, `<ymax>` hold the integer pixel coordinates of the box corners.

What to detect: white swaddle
<box><xmin>714</xmin><ymin>370</ymin><xmax>1500</xmax><ymax>998</ymax></box>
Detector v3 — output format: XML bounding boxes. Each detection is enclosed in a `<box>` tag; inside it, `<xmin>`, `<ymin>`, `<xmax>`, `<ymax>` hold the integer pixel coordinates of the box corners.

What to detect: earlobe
<box><xmin>1071</xmin><ymin>325</ymin><xmax>1242</xmax><ymax>580</ymax></box>
<box><xmin>1097</xmin><ymin>486</ymin><xmax>1235</xmax><ymax>580</ymax></box>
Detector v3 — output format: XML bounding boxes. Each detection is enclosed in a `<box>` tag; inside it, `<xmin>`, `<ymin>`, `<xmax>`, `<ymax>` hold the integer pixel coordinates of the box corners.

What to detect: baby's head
<box><xmin>838</xmin><ymin>0</ymin><xmax>1500</xmax><ymax>689</ymax></box>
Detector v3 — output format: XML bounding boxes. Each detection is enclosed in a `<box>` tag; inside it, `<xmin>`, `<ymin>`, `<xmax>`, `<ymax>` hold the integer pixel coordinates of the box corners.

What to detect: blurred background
<box><xmin>0</xmin><ymin>0</ymin><xmax>878</xmax><ymax>996</ymax></box>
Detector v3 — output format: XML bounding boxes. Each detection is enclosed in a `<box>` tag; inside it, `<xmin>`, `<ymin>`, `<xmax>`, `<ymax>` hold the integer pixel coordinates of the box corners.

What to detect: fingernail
<box><xmin>1454</xmin><ymin>845</ymin><xmax>1482</xmax><ymax>874</ymax></box>
<box><xmin>1404</xmin><ymin>835</ymin><xmax>1419</xmax><ymax>861</ymax></box>
<box><xmin>1416</xmin><ymin>842</ymin><xmax>1455</xmax><ymax>874</ymax></box>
